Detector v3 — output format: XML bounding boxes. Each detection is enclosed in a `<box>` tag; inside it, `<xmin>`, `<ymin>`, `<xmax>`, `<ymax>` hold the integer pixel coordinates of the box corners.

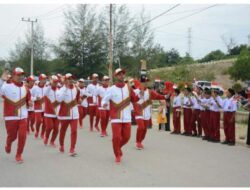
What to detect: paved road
<box><xmin>0</xmin><ymin>113</ymin><xmax>250</xmax><ymax>187</ymax></box>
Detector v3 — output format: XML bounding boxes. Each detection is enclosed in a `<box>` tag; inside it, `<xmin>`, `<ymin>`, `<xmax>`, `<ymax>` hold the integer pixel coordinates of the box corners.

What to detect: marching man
<box><xmin>56</xmin><ymin>73</ymin><xmax>80</xmax><ymax>156</ymax></box>
<box><xmin>96</xmin><ymin>76</ymin><xmax>110</xmax><ymax>137</ymax></box>
<box><xmin>77</xmin><ymin>78</ymin><xmax>88</xmax><ymax>129</ymax></box>
<box><xmin>133</xmin><ymin>78</ymin><xmax>168</xmax><ymax>149</ymax></box>
<box><xmin>25</xmin><ymin>75</ymin><xmax>36</xmax><ymax>134</ymax></box>
<box><xmin>43</xmin><ymin>75</ymin><xmax>60</xmax><ymax>147</ymax></box>
<box><xmin>171</xmin><ymin>87</ymin><xmax>182</xmax><ymax>134</ymax></box>
<box><xmin>0</xmin><ymin>68</ymin><xmax>32</xmax><ymax>163</ymax></box>
<box><xmin>86</xmin><ymin>73</ymin><xmax>100</xmax><ymax>132</ymax></box>
<box><xmin>32</xmin><ymin>74</ymin><xmax>47</xmax><ymax>139</ymax></box>
<box><xmin>182</xmin><ymin>86</ymin><xmax>193</xmax><ymax>136</ymax></box>
<box><xmin>102</xmin><ymin>68</ymin><xmax>140</xmax><ymax>163</ymax></box>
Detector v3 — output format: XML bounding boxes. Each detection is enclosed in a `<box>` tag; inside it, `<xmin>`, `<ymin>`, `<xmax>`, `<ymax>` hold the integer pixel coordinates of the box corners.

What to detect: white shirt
<box><xmin>182</xmin><ymin>96</ymin><xmax>192</xmax><ymax>108</ymax></box>
<box><xmin>173</xmin><ymin>95</ymin><xmax>181</xmax><ymax>108</ymax></box>
<box><xmin>223</xmin><ymin>97</ymin><xmax>237</xmax><ymax>112</ymax></box>
<box><xmin>210</xmin><ymin>96</ymin><xmax>223</xmax><ymax>112</ymax></box>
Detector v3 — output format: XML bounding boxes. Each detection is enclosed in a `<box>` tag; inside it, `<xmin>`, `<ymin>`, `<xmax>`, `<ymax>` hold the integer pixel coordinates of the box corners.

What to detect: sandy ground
<box><xmin>0</xmin><ymin>110</ymin><xmax>250</xmax><ymax>187</ymax></box>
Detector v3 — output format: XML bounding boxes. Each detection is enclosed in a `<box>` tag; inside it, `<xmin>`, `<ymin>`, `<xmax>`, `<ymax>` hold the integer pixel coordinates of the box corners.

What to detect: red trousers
<box><xmin>27</xmin><ymin>111</ymin><xmax>35</xmax><ymax>133</ymax></box>
<box><xmin>100</xmin><ymin>110</ymin><xmax>110</xmax><ymax>134</ymax></box>
<box><xmin>59</xmin><ymin>119</ymin><xmax>78</xmax><ymax>151</ymax></box>
<box><xmin>223</xmin><ymin>112</ymin><xmax>235</xmax><ymax>143</ymax></box>
<box><xmin>5</xmin><ymin>119</ymin><xmax>27</xmax><ymax>156</ymax></box>
<box><xmin>183</xmin><ymin>108</ymin><xmax>192</xmax><ymax>134</ymax></box>
<box><xmin>192</xmin><ymin>109</ymin><xmax>201</xmax><ymax>135</ymax></box>
<box><xmin>201</xmin><ymin>110</ymin><xmax>210</xmax><ymax>137</ymax></box>
<box><xmin>173</xmin><ymin>107</ymin><xmax>181</xmax><ymax>133</ymax></box>
<box><xmin>35</xmin><ymin>112</ymin><xmax>46</xmax><ymax>137</ymax></box>
<box><xmin>78</xmin><ymin>106</ymin><xmax>87</xmax><ymax>128</ymax></box>
<box><xmin>210</xmin><ymin>111</ymin><xmax>221</xmax><ymax>141</ymax></box>
<box><xmin>112</xmin><ymin>123</ymin><xmax>131</xmax><ymax>157</ymax></box>
<box><xmin>88</xmin><ymin>106</ymin><xmax>100</xmax><ymax>130</ymax></box>
<box><xmin>44</xmin><ymin>117</ymin><xmax>59</xmax><ymax>143</ymax></box>
<box><xmin>136</xmin><ymin>119</ymin><xmax>150</xmax><ymax>144</ymax></box>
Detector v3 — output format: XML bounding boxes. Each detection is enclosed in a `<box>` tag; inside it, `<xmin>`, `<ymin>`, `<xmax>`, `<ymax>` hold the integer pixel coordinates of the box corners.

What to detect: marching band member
<box><xmin>171</xmin><ymin>87</ymin><xmax>182</xmax><ymax>134</ymax></box>
<box><xmin>43</xmin><ymin>75</ymin><xmax>60</xmax><ymax>147</ymax></box>
<box><xmin>182</xmin><ymin>86</ymin><xmax>193</xmax><ymax>136</ymax></box>
<box><xmin>0</xmin><ymin>68</ymin><xmax>32</xmax><ymax>163</ymax></box>
<box><xmin>191</xmin><ymin>87</ymin><xmax>202</xmax><ymax>137</ymax></box>
<box><xmin>25</xmin><ymin>75</ymin><xmax>36</xmax><ymax>134</ymax></box>
<box><xmin>57</xmin><ymin>73</ymin><xmax>80</xmax><ymax>156</ymax></box>
<box><xmin>77</xmin><ymin>78</ymin><xmax>88</xmax><ymax>129</ymax></box>
<box><xmin>32</xmin><ymin>74</ymin><xmax>47</xmax><ymax>139</ymax></box>
<box><xmin>102</xmin><ymin>68</ymin><xmax>140</xmax><ymax>163</ymax></box>
<box><xmin>96</xmin><ymin>76</ymin><xmax>110</xmax><ymax>137</ymax></box>
<box><xmin>86</xmin><ymin>73</ymin><xmax>100</xmax><ymax>132</ymax></box>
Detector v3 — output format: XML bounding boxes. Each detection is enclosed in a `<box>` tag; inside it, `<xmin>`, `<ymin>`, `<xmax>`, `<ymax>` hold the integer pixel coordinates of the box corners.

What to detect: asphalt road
<box><xmin>0</xmin><ymin>113</ymin><xmax>250</xmax><ymax>187</ymax></box>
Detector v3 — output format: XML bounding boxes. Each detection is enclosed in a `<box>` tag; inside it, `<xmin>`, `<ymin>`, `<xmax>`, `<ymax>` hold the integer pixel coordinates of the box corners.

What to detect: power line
<box><xmin>152</xmin><ymin>4</ymin><xmax>220</xmax><ymax>31</ymax></box>
<box><xmin>35</xmin><ymin>5</ymin><xmax>66</xmax><ymax>19</ymax></box>
<box><xmin>128</xmin><ymin>4</ymin><xmax>181</xmax><ymax>34</ymax></box>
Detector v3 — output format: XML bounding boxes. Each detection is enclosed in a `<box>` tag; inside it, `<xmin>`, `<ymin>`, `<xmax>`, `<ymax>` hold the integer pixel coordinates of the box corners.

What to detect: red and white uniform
<box><xmin>0</xmin><ymin>79</ymin><xmax>31</xmax><ymax>161</ymax></box>
<box><xmin>210</xmin><ymin>96</ymin><xmax>223</xmax><ymax>141</ymax></box>
<box><xmin>133</xmin><ymin>88</ymin><xmax>165</xmax><ymax>148</ymax></box>
<box><xmin>43</xmin><ymin>85</ymin><xmax>60</xmax><ymax>146</ymax></box>
<box><xmin>78</xmin><ymin>86</ymin><xmax>88</xmax><ymax>128</ymax></box>
<box><xmin>101</xmin><ymin>82</ymin><xmax>139</xmax><ymax>161</ymax></box>
<box><xmin>182</xmin><ymin>96</ymin><xmax>193</xmax><ymax>135</ymax></box>
<box><xmin>200</xmin><ymin>97</ymin><xmax>211</xmax><ymax>138</ymax></box>
<box><xmin>172</xmin><ymin>95</ymin><xmax>182</xmax><ymax>133</ymax></box>
<box><xmin>31</xmin><ymin>83</ymin><xmax>46</xmax><ymax>138</ymax></box>
<box><xmin>26</xmin><ymin>85</ymin><xmax>35</xmax><ymax>133</ymax></box>
<box><xmin>86</xmin><ymin>82</ymin><xmax>100</xmax><ymax>131</ymax></box>
<box><xmin>56</xmin><ymin>84</ymin><xmax>80</xmax><ymax>154</ymax></box>
<box><xmin>223</xmin><ymin>97</ymin><xmax>237</xmax><ymax>143</ymax></box>
<box><xmin>97</xmin><ymin>84</ymin><xmax>110</xmax><ymax>136</ymax></box>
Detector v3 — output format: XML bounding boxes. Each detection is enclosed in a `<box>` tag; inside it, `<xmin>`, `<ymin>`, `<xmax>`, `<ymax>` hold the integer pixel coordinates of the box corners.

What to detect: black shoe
<box><xmin>170</xmin><ymin>132</ymin><xmax>176</xmax><ymax>134</ymax></box>
<box><xmin>228</xmin><ymin>142</ymin><xmax>235</xmax><ymax>146</ymax></box>
<box><xmin>212</xmin><ymin>140</ymin><xmax>220</xmax><ymax>143</ymax></box>
<box><xmin>181</xmin><ymin>132</ymin><xmax>187</xmax><ymax>135</ymax></box>
<box><xmin>221</xmin><ymin>141</ymin><xmax>229</xmax><ymax>144</ymax></box>
<box><xmin>192</xmin><ymin>134</ymin><xmax>197</xmax><ymax>137</ymax></box>
<box><xmin>202</xmin><ymin>136</ymin><xmax>208</xmax><ymax>140</ymax></box>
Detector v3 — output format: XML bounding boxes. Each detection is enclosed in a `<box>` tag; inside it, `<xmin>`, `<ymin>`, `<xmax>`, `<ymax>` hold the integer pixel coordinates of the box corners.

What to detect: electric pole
<box><xmin>188</xmin><ymin>27</ymin><xmax>192</xmax><ymax>56</ymax></box>
<box><xmin>248</xmin><ymin>34</ymin><xmax>250</xmax><ymax>47</ymax></box>
<box><xmin>21</xmin><ymin>17</ymin><xmax>37</xmax><ymax>76</ymax></box>
<box><xmin>109</xmin><ymin>4</ymin><xmax>113</xmax><ymax>84</ymax></box>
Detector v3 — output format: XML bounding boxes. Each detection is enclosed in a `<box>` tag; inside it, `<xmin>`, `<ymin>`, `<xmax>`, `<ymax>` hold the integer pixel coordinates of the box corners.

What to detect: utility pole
<box><xmin>188</xmin><ymin>27</ymin><xmax>192</xmax><ymax>56</ymax></box>
<box><xmin>21</xmin><ymin>17</ymin><xmax>37</xmax><ymax>76</ymax></box>
<box><xmin>109</xmin><ymin>4</ymin><xmax>113</xmax><ymax>84</ymax></box>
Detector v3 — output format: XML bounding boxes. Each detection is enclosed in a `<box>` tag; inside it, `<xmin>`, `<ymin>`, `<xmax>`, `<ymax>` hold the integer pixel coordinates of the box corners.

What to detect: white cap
<box><xmin>51</xmin><ymin>75</ymin><xmax>59</xmax><ymax>82</ymax></box>
<box><xmin>13</xmin><ymin>67</ymin><xmax>25</xmax><ymax>75</ymax></box>
<box><xmin>65</xmin><ymin>73</ymin><xmax>73</xmax><ymax>79</ymax></box>
<box><xmin>92</xmin><ymin>73</ymin><xmax>99</xmax><ymax>78</ymax></box>
<box><xmin>103</xmin><ymin>76</ymin><xmax>110</xmax><ymax>80</ymax></box>
<box><xmin>78</xmin><ymin>78</ymin><xmax>85</xmax><ymax>82</ymax></box>
<box><xmin>114</xmin><ymin>68</ymin><xmax>125</xmax><ymax>76</ymax></box>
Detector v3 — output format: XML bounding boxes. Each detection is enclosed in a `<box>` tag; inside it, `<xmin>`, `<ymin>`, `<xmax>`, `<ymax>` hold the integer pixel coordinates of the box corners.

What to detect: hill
<box><xmin>149</xmin><ymin>58</ymin><xmax>238</xmax><ymax>89</ymax></box>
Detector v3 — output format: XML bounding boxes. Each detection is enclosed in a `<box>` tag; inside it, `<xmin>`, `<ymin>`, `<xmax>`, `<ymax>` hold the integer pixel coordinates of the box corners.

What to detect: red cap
<box><xmin>39</xmin><ymin>74</ymin><xmax>47</xmax><ymax>80</ymax></box>
<box><xmin>64</xmin><ymin>73</ymin><xmax>75</xmax><ymax>80</ymax></box>
<box><xmin>12</xmin><ymin>67</ymin><xmax>25</xmax><ymax>75</ymax></box>
<box><xmin>26</xmin><ymin>75</ymin><xmax>35</xmax><ymax>82</ymax></box>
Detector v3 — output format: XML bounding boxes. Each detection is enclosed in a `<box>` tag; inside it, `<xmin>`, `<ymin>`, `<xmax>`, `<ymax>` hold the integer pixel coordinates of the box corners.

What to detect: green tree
<box><xmin>200</xmin><ymin>50</ymin><xmax>225</xmax><ymax>62</ymax></box>
<box><xmin>9</xmin><ymin>23</ymin><xmax>49</xmax><ymax>75</ymax></box>
<box><xmin>228</xmin><ymin>49</ymin><xmax>250</xmax><ymax>81</ymax></box>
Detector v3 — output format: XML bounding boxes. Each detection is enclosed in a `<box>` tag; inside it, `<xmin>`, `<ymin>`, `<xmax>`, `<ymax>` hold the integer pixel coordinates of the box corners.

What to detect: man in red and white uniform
<box><xmin>86</xmin><ymin>73</ymin><xmax>100</xmax><ymax>132</ymax></box>
<box><xmin>77</xmin><ymin>78</ymin><xmax>88</xmax><ymax>129</ymax></box>
<box><xmin>133</xmin><ymin>79</ymin><xmax>167</xmax><ymax>150</ymax></box>
<box><xmin>102</xmin><ymin>68</ymin><xmax>140</xmax><ymax>163</ymax></box>
<box><xmin>0</xmin><ymin>68</ymin><xmax>32</xmax><ymax>163</ymax></box>
<box><xmin>25</xmin><ymin>75</ymin><xmax>36</xmax><ymax>134</ymax></box>
<box><xmin>96</xmin><ymin>76</ymin><xmax>110</xmax><ymax>137</ymax></box>
<box><xmin>56</xmin><ymin>73</ymin><xmax>80</xmax><ymax>156</ymax></box>
<box><xmin>43</xmin><ymin>75</ymin><xmax>60</xmax><ymax>147</ymax></box>
<box><xmin>32</xmin><ymin>74</ymin><xmax>47</xmax><ymax>139</ymax></box>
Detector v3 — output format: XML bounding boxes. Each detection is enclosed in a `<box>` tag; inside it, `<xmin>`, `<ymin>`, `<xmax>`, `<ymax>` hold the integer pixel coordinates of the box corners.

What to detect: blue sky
<box><xmin>0</xmin><ymin>4</ymin><xmax>249</xmax><ymax>60</ymax></box>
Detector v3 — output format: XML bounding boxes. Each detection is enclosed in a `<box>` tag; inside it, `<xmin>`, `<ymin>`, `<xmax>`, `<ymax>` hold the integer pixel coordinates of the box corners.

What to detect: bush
<box><xmin>232</xmin><ymin>83</ymin><xmax>243</xmax><ymax>93</ymax></box>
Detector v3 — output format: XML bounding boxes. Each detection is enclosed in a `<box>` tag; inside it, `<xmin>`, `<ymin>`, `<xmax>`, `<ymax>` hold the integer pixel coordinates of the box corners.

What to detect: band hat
<box><xmin>26</xmin><ymin>75</ymin><xmax>35</xmax><ymax>82</ymax></box>
<box><xmin>78</xmin><ymin>78</ymin><xmax>85</xmax><ymax>82</ymax></box>
<box><xmin>114</xmin><ymin>68</ymin><xmax>126</xmax><ymax>76</ymax></box>
<box><xmin>13</xmin><ymin>67</ymin><xmax>25</xmax><ymax>75</ymax></box>
<box><xmin>103</xmin><ymin>76</ymin><xmax>110</xmax><ymax>80</ymax></box>
<box><xmin>39</xmin><ymin>74</ymin><xmax>47</xmax><ymax>80</ymax></box>
<box><xmin>51</xmin><ymin>75</ymin><xmax>59</xmax><ymax>82</ymax></box>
